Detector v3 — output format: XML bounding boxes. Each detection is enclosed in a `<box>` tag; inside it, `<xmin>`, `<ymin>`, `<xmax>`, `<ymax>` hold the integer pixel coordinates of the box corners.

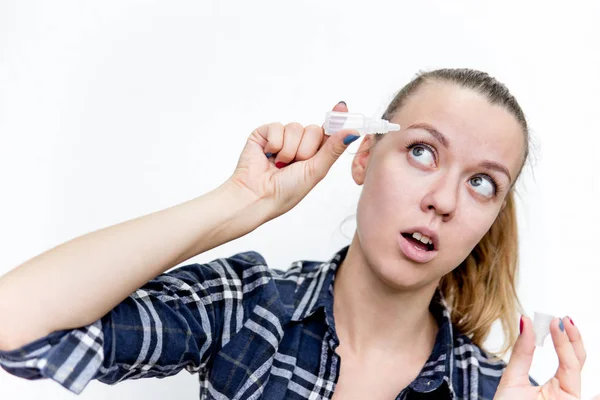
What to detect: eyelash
<box><xmin>404</xmin><ymin>140</ymin><xmax>502</xmax><ymax>197</ymax></box>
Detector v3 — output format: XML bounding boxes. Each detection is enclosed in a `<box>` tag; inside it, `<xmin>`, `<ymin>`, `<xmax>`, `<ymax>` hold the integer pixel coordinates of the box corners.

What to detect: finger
<box><xmin>332</xmin><ymin>100</ymin><xmax>348</xmax><ymax>113</ymax></box>
<box><xmin>274</xmin><ymin>122</ymin><xmax>304</xmax><ymax>165</ymax></box>
<box><xmin>257</xmin><ymin>122</ymin><xmax>284</xmax><ymax>156</ymax></box>
<box><xmin>295</xmin><ymin>124</ymin><xmax>322</xmax><ymax>161</ymax></box>
<box><xmin>302</xmin><ymin>100</ymin><xmax>356</xmax><ymax>182</ymax></box>
<box><xmin>502</xmin><ymin>316</ymin><xmax>536</xmax><ymax>382</ymax></box>
<box><xmin>308</xmin><ymin>127</ymin><xmax>360</xmax><ymax>183</ymax></box>
<box><xmin>564</xmin><ymin>316</ymin><xmax>586</xmax><ymax>368</ymax></box>
<box><xmin>321</xmin><ymin>101</ymin><xmax>349</xmax><ymax>147</ymax></box>
<box><xmin>551</xmin><ymin>317</ymin><xmax>580</xmax><ymax>370</ymax></box>
<box><xmin>551</xmin><ymin>317</ymin><xmax>581</xmax><ymax>398</ymax></box>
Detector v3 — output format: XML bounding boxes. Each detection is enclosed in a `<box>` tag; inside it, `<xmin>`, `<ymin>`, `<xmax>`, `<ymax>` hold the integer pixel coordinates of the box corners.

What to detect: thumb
<box><xmin>501</xmin><ymin>316</ymin><xmax>536</xmax><ymax>385</ymax></box>
<box><xmin>309</xmin><ymin>127</ymin><xmax>360</xmax><ymax>182</ymax></box>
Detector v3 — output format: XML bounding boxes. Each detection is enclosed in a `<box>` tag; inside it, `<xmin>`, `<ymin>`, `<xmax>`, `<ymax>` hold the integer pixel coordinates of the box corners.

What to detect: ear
<box><xmin>351</xmin><ymin>134</ymin><xmax>377</xmax><ymax>185</ymax></box>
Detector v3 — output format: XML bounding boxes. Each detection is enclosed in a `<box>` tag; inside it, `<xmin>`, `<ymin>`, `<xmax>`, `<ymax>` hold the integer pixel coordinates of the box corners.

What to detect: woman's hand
<box><xmin>228</xmin><ymin>101</ymin><xmax>360</xmax><ymax>221</ymax></box>
<box><xmin>494</xmin><ymin>316</ymin><xmax>586</xmax><ymax>400</ymax></box>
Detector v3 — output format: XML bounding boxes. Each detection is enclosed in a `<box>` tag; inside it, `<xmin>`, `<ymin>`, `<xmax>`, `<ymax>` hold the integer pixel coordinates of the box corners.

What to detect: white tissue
<box><xmin>532</xmin><ymin>312</ymin><xmax>554</xmax><ymax>347</ymax></box>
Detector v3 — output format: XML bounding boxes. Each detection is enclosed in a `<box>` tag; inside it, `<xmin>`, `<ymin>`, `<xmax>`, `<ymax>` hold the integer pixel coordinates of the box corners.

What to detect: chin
<box><xmin>371</xmin><ymin>252</ymin><xmax>435</xmax><ymax>291</ymax></box>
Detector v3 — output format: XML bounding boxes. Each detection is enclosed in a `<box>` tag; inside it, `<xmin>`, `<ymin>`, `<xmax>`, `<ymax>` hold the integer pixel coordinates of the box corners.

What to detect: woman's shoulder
<box><xmin>453</xmin><ymin>332</ymin><xmax>507</xmax><ymax>369</ymax></box>
<box><xmin>171</xmin><ymin>250</ymin><xmax>272</xmax><ymax>283</ymax></box>
<box><xmin>216</xmin><ymin>250</ymin><xmax>326</xmax><ymax>278</ymax></box>
<box><xmin>452</xmin><ymin>332</ymin><xmax>539</xmax><ymax>393</ymax></box>
<box><xmin>452</xmin><ymin>332</ymin><xmax>507</xmax><ymax>395</ymax></box>
<box><xmin>448</xmin><ymin>333</ymin><xmax>507</xmax><ymax>398</ymax></box>
<box><xmin>211</xmin><ymin>250</ymin><xmax>334</xmax><ymax>321</ymax></box>
<box><xmin>193</xmin><ymin>250</ymin><xmax>330</xmax><ymax>298</ymax></box>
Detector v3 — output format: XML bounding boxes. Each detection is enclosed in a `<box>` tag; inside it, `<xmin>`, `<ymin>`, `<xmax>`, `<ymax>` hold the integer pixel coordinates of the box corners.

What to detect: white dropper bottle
<box><xmin>323</xmin><ymin>111</ymin><xmax>401</xmax><ymax>136</ymax></box>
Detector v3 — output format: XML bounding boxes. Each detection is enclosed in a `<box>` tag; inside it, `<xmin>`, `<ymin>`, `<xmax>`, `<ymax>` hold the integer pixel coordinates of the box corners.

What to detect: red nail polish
<box><xmin>519</xmin><ymin>315</ymin><xmax>523</xmax><ymax>335</ymax></box>
<box><xmin>275</xmin><ymin>162</ymin><xmax>288</xmax><ymax>169</ymax></box>
<box><xmin>569</xmin><ymin>317</ymin><xmax>575</xmax><ymax>326</ymax></box>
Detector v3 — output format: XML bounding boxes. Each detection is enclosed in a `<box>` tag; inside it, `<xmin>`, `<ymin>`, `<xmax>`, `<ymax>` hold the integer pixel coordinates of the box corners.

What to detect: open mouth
<box><xmin>401</xmin><ymin>232</ymin><xmax>435</xmax><ymax>252</ymax></box>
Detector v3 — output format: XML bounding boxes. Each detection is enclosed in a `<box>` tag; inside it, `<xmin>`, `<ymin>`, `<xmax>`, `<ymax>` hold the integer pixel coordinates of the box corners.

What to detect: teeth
<box><xmin>412</xmin><ymin>232</ymin><xmax>433</xmax><ymax>246</ymax></box>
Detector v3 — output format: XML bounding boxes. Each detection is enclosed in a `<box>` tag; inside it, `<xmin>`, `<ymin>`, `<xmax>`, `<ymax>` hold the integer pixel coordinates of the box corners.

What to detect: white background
<box><xmin>0</xmin><ymin>0</ymin><xmax>598</xmax><ymax>399</ymax></box>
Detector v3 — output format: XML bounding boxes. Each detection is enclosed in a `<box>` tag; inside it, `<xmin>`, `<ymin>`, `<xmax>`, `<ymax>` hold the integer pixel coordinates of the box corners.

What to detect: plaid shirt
<box><xmin>0</xmin><ymin>245</ymin><xmax>532</xmax><ymax>399</ymax></box>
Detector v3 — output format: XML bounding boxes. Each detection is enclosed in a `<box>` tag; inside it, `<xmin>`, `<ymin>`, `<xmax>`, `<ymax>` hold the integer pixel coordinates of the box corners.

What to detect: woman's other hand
<box><xmin>228</xmin><ymin>101</ymin><xmax>360</xmax><ymax>221</ymax></box>
<box><xmin>494</xmin><ymin>316</ymin><xmax>586</xmax><ymax>400</ymax></box>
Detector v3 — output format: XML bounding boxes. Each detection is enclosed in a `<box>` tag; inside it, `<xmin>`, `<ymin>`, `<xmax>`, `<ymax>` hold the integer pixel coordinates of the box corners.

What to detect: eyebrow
<box><xmin>406</xmin><ymin>122</ymin><xmax>513</xmax><ymax>183</ymax></box>
<box><xmin>479</xmin><ymin>161</ymin><xmax>512</xmax><ymax>183</ymax></box>
<box><xmin>407</xmin><ymin>123</ymin><xmax>450</xmax><ymax>148</ymax></box>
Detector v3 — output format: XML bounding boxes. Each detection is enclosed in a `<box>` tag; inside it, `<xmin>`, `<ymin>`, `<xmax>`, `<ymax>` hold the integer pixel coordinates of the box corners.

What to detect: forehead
<box><xmin>389</xmin><ymin>81</ymin><xmax>525</xmax><ymax>177</ymax></box>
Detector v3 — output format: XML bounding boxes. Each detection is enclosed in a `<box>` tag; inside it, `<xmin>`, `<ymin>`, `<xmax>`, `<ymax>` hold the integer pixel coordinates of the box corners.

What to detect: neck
<box><xmin>333</xmin><ymin>234</ymin><xmax>439</xmax><ymax>358</ymax></box>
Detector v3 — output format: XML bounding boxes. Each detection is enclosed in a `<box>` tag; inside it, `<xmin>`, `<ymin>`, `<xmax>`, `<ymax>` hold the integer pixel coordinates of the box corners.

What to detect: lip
<box><xmin>403</xmin><ymin>226</ymin><xmax>440</xmax><ymax>251</ymax></box>
<box><xmin>397</xmin><ymin>227</ymin><xmax>440</xmax><ymax>264</ymax></box>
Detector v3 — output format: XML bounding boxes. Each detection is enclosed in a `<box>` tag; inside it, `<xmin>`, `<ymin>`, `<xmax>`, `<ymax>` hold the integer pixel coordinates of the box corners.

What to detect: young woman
<box><xmin>0</xmin><ymin>69</ymin><xmax>586</xmax><ymax>399</ymax></box>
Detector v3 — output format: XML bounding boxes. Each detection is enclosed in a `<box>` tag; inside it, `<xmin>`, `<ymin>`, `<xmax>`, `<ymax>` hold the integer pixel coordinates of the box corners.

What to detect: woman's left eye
<box><xmin>469</xmin><ymin>176</ymin><xmax>496</xmax><ymax>197</ymax></box>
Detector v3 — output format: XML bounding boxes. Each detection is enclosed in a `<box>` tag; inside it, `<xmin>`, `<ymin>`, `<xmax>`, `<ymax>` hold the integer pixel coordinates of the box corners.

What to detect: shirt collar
<box><xmin>290</xmin><ymin>245</ymin><xmax>457</xmax><ymax>398</ymax></box>
<box><xmin>290</xmin><ymin>245</ymin><xmax>347</xmax><ymax>323</ymax></box>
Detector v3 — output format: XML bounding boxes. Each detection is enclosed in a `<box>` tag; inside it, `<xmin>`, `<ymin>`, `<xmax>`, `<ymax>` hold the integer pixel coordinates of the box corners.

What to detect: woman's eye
<box><xmin>469</xmin><ymin>176</ymin><xmax>496</xmax><ymax>197</ymax></box>
<box><xmin>408</xmin><ymin>145</ymin><xmax>435</xmax><ymax>166</ymax></box>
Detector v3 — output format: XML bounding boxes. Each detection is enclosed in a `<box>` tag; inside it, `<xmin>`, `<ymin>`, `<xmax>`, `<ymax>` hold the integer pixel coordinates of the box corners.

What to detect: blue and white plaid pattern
<box><xmin>0</xmin><ymin>245</ymin><xmax>530</xmax><ymax>399</ymax></box>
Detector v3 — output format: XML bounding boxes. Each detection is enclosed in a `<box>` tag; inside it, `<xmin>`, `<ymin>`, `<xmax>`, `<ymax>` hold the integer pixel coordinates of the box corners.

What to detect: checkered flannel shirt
<box><xmin>0</xmin><ymin>245</ymin><xmax>536</xmax><ymax>399</ymax></box>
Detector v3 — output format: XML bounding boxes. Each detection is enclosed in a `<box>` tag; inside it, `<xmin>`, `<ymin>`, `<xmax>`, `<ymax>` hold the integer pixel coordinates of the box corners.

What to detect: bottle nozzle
<box><xmin>324</xmin><ymin>111</ymin><xmax>401</xmax><ymax>135</ymax></box>
<box><xmin>387</xmin><ymin>122</ymin><xmax>401</xmax><ymax>132</ymax></box>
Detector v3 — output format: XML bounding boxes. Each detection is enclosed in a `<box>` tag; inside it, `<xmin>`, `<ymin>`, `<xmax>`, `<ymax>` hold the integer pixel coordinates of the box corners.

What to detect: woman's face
<box><xmin>352</xmin><ymin>81</ymin><xmax>525</xmax><ymax>290</ymax></box>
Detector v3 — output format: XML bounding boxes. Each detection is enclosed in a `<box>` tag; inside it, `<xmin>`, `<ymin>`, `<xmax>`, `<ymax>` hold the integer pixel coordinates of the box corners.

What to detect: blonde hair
<box><xmin>377</xmin><ymin>68</ymin><xmax>529</xmax><ymax>356</ymax></box>
<box><xmin>439</xmin><ymin>191</ymin><xmax>521</xmax><ymax>356</ymax></box>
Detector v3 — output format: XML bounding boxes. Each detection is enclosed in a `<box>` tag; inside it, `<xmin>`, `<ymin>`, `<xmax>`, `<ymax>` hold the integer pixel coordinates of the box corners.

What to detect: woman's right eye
<box><xmin>408</xmin><ymin>144</ymin><xmax>436</xmax><ymax>167</ymax></box>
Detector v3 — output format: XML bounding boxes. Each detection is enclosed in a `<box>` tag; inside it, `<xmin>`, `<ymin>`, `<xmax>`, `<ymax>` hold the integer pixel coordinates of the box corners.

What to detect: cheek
<box><xmin>356</xmin><ymin>161</ymin><xmax>426</xmax><ymax>241</ymax></box>
<box><xmin>443</xmin><ymin>204</ymin><xmax>500</xmax><ymax>261</ymax></box>
<box><xmin>362</xmin><ymin>161</ymin><xmax>419</xmax><ymax>216</ymax></box>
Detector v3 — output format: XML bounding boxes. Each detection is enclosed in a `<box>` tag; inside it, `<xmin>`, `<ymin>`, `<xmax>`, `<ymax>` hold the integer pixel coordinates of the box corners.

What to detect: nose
<box><xmin>420</xmin><ymin>173</ymin><xmax>458</xmax><ymax>221</ymax></box>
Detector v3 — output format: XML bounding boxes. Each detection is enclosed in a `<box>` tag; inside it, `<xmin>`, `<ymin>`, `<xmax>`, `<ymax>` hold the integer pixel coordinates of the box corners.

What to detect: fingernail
<box><xmin>337</xmin><ymin>101</ymin><xmax>347</xmax><ymax>106</ymax></box>
<box><xmin>559</xmin><ymin>319</ymin><xmax>565</xmax><ymax>332</ymax></box>
<box><xmin>343</xmin><ymin>134</ymin><xmax>360</xmax><ymax>145</ymax></box>
<box><xmin>569</xmin><ymin>317</ymin><xmax>575</xmax><ymax>326</ymax></box>
<box><xmin>519</xmin><ymin>315</ymin><xmax>523</xmax><ymax>335</ymax></box>
<box><xmin>265</xmin><ymin>152</ymin><xmax>273</xmax><ymax>158</ymax></box>
<box><xmin>275</xmin><ymin>162</ymin><xmax>288</xmax><ymax>169</ymax></box>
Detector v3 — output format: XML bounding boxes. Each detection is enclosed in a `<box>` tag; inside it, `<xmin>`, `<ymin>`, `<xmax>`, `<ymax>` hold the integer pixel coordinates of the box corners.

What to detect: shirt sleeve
<box><xmin>0</xmin><ymin>251</ymin><xmax>272</xmax><ymax>394</ymax></box>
